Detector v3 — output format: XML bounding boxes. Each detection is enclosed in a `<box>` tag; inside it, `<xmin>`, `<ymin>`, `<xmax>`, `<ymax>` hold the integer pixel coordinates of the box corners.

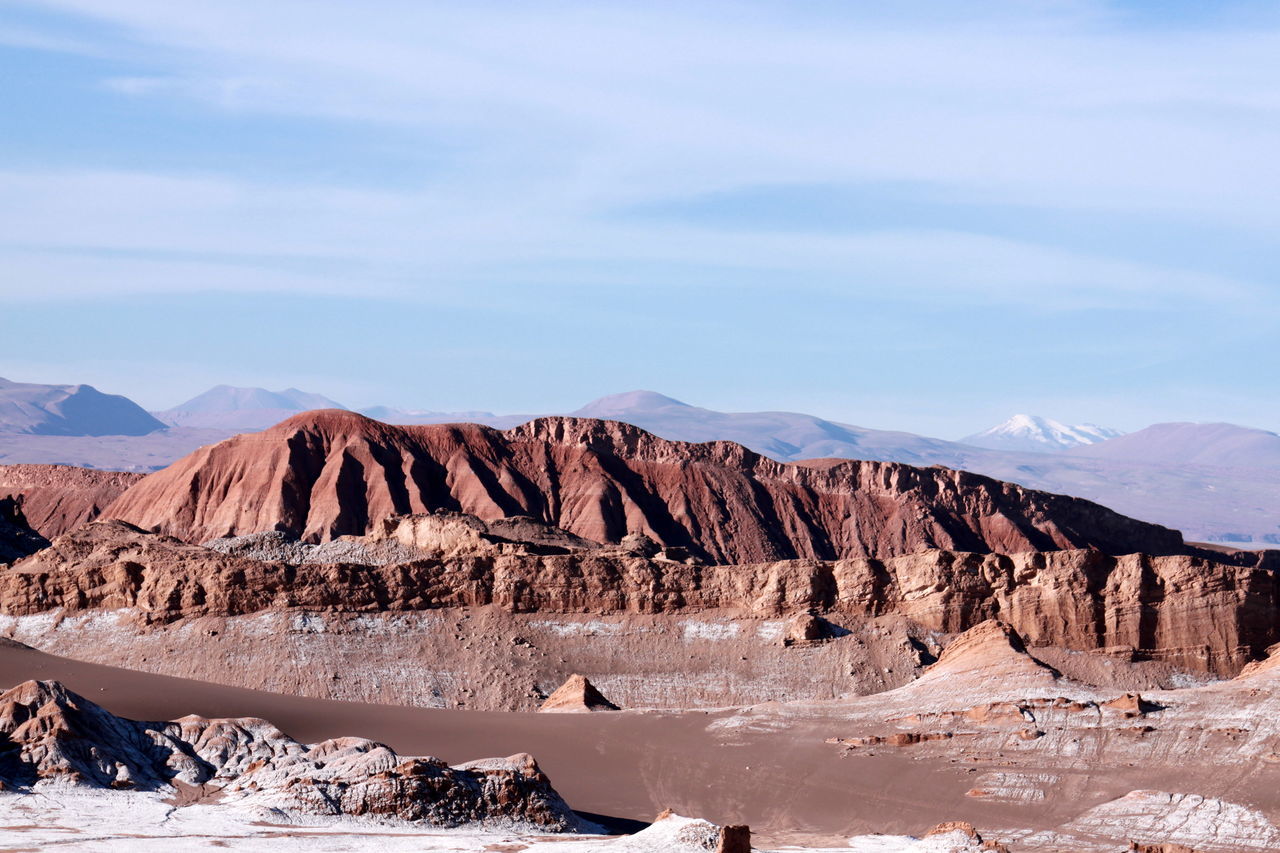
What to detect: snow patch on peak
<box><xmin>960</xmin><ymin>414</ymin><xmax>1123</xmax><ymax>454</ymax></box>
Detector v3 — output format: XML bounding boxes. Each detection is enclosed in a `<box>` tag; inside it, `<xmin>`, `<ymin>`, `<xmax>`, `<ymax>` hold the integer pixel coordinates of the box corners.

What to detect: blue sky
<box><xmin>1</xmin><ymin>1</ymin><xmax>1277</xmax><ymax>436</ymax></box>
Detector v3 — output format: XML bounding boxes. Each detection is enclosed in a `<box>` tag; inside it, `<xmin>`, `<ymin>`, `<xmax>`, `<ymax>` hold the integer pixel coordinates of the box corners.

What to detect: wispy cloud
<box><xmin>15</xmin><ymin>1</ymin><xmax>1280</xmax><ymax>211</ymax></box>
<box><xmin>1</xmin><ymin>2</ymin><xmax>1276</xmax><ymax>301</ymax></box>
<box><xmin>0</xmin><ymin>167</ymin><xmax>1265</xmax><ymax>315</ymax></box>
<box><xmin>2</xmin><ymin>1</ymin><xmax>1278</xmax><ymax>428</ymax></box>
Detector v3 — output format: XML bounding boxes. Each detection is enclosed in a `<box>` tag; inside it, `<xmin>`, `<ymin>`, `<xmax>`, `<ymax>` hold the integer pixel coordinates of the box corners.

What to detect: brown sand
<box><xmin>0</xmin><ymin>638</ymin><xmax>1000</xmax><ymax>843</ymax></box>
<box><xmin>6</xmin><ymin>637</ymin><xmax>1277</xmax><ymax>848</ymax></box>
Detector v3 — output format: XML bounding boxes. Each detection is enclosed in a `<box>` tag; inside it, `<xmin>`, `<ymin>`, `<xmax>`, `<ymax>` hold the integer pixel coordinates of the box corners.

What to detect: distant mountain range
<box><xmin>1068</xmin><ymin>421</ymin><xmax>1280</xmax><ymax>469</ymax></box>
<box><xmin>155</xmin><ymin>386</ymin><xmax>348</xmax><ymax>430</ymax></box>
<box><xmin>0</xmin><ymin>377</ymin><xmax>163</xmax><ymax>436</ymax></box>
<box><xmin>0</xmin><ymin>379</ymin><xmax>1276</xmax><ymax>545</ymax></box>
<box><xmin>961</xmin><ymin>414</ymin><xmax>1124</xmax><ymax>453</ymax></box>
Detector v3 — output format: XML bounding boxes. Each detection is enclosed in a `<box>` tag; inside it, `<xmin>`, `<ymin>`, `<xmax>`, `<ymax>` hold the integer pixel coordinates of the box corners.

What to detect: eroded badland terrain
<box><xmin>1</xmin><ymin>409</ymin><xmax>1278</xmax><ymax>851</ymax></box>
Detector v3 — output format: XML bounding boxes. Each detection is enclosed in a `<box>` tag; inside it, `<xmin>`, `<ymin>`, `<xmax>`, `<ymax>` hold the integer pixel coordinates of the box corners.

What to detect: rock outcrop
<box><xmin>0</xmin><ymin>679</ymin><xmax>578</xmax><ymax>829</ymax></box>
<box><xmin>1069</xmin><ymin>791</ymin><xmax>1280</xmax><ymax>852</ymax></box>
<box><xmin>914</xmin><ymin>620</ymin><xmax>1061</xmax><ymax>691</ymax></box>
<box><xmin>104</xmin><ymin>410</ymin><xmax>1185</xmax><ymax>563</ymax></box>
<box><xmin>3</xmin><ymin>519</ymin><xmax>1275</xmax><ymax>674</ymax></box>
<box><xmin>627</xmin><ymin>813</ymin><xmax>753</xmax><ymax>853</ymax></box>
<box><xmin>0</xmin><ymin>497</ymin><xmax>47</xmax><ymax>564</ymax></box>
<box><xmin>924</xmin><ymin>822</ymin><xmax>1010</xmax><ymax>853</ymax></box>
<box><xmin>0</xmin><ymin>464</ymin><xmax>144</xmax><ymax>538</ymax></box>
<box><xmin>539</xmin><ymin>675</ymin><xmax>620</xmax><ymax>713</ymax></box>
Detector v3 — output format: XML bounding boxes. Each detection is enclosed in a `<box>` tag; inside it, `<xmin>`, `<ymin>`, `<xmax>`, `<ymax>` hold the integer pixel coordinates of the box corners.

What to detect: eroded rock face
<box><xmin>539</xmin><ymin>675</ymin><xmax>620</xmax><ymax>713</ymax></box>
<box><xmin>0</xmin><ymin>498</ymin><xmax>47</xmax><ymax>564</ymax></box>
<box><xmin>103</xmin><ymin>410</ymin><xmax>1185</xmax><ymax>563</ymax></box>
<box><xmin>1071</xmin><ymin>792</ymin><xmax>1280</xmax><ymax>852</ymax></box>
<box><xmin>0</xmin><ymin>679</ymin><xmax>577</xmax><ymax>830</ymax></box>
<box><xmin>3</xmin><ymin>521</ymin><xmax>1276</xmax><ymax>675</ymax></box>
<box><xmin>0</xmin><ymin>464</ymin><xmax>144</xmax><ymax>539</ymax></box>
<box><xmin>914</xmin><ymin>620</ymin><xmax>1062</xmax><ymax>690</ymax></box>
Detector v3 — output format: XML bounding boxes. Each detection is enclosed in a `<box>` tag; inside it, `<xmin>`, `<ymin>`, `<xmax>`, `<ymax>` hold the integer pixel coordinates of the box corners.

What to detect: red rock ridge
<box><xmin>104</xmin><ymin>410</ymin><xmax>1184</xmax><ymax>563</ymax></box>
<box><xmin>0</xmin><ymin>464</ymin><xmax>144</xmax><ymax>539</ymax></box>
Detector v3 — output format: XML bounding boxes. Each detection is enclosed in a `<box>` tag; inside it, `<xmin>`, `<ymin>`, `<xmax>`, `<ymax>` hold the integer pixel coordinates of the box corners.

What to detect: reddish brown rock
<box><xmin>538</xmin><ymin>675</ymin><xmax>620</xmax><ymax>713</ymax></box>
<box><xmin>3</xmin><ymin>520</ymin><xmax>1276</xmax><ymax>675</ymax></box>
<box><xmin>717</xmin><ymin>824</ymin><xmax>751</xmax><ymax>853</ymax></box>
<box><xmin>925</xmin><ymin>821</ymin><xmax>1010</xmax><ymax>852</ymax></box>
<box><xmin>0</xmin><ymin>464</ymin><xmax>143</xmax><ymax>539</ymax></box>
<box><xmin>783</xmin><ymin>611</ymin><xmax>834</xmax><ymax>646</ymax></box>
<box><xmin>1103</xmin><ymin>693</ymin><xmax>1159</xmax><ymax>718</ymax></box>
<box><xmin>916</xmin><ymin>620</ymin><xmax>1061</xmax><ymax>689</ymax></box>
<box><xmin>104</xmin><ymin>410</ymin><xmax>1184</xmax><ymax>563</ymax></box>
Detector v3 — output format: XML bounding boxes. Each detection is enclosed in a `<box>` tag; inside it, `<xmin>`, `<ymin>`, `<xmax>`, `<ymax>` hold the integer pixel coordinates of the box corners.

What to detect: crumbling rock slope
<box><xmin>0</xmin><ymin>679</ymin><xmax>578</xmax><ymax>830</ymax></box>
<box><xmin>0</xmin><ymin>463</ymin><xmax>144</xmax><ymax>539</ymax></box>
<box><xmin>0</xmin><ymin>498</ymin><xmax>47</xmax><ymax>564</ymax></box>
<box><xmin>104</xmin><ymin>410</ymin><xmax>1184</xmax><ymax>563</ymax></box>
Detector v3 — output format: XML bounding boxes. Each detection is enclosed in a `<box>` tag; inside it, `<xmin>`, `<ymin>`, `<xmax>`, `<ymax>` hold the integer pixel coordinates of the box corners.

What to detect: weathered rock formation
<box><xmin>3</xmin><ymin>520</ymin><xmax>1273</xmax><ymax>674</ymax></box>
<box><xmin>0</xmin><ymin>497</ymin><xmax>47</xmax><ymax>564</ymax></box>
<box><xmin>632</xmin><ymin>813</ymin><xmax>754</xmax><ymax>853</ymax></box>
<box><xmin>913</xmin><ymin>620</ymin><xmax>1061</xmax><ymax>691</ymax></box>
<box><xmin>1071</xmin><ymin>792</ymin><xmax>1280</xmax><ymax>852</ymax></box>
<box><xmin>204</xmin><ymin>512</ymin><xmax>606</xmax><ymax>566</ymax></box>
<box><xmin>0</xmin><ymin>679</ymin><xmax>577</xmax><ymax>829</ymax></box>
<box><xmin>539</xmin><ymin>674</ymin><xmax>620</xmax><ymax>713</ymax></box>
<box><xmin>924</xmin><ymin>822</ymin><xmax>1010</xmax><ymax>853</ymax></box>
<box><xmin>0</xmin><ymin>464</ymin><xmax>144</xmax><ymax>539</ymax></box>
<box><xmin>104</xmin><ymin>410</ymin><xmax>1185</xmax><ymax>562</ymax></box>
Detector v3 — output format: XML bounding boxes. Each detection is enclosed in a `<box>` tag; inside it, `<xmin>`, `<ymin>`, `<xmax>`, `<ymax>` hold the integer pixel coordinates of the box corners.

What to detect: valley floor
<box><xmin>0</xmin><ymin>790</ymin><xmax>981</xmax><ymax>852</ymax></box>
<box><xmin>5</xmin><ymin>631</ymin><xmax>1280</xmax><ymax>851</ymax></box>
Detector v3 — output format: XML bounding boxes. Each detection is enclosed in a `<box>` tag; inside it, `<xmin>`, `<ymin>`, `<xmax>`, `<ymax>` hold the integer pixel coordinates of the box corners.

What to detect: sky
<box><xmin>1</xmin><ymin>1</ymin><xmax>1278</xmax><ymax>437</ymax></box>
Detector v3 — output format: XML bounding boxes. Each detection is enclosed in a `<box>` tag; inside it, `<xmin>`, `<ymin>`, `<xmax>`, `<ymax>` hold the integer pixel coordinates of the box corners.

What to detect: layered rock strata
<box><xmin>3</xmin><ymin>520</ymin><xmax>1273</xmax><ymax>674</ymax></box>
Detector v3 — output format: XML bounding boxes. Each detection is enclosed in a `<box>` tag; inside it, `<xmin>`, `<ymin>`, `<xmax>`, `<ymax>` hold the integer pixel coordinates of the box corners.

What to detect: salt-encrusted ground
<box><xmin>7</xmin><ymin>623</ymin><xmax>1280</xmax><ymax>851</ymax></box>
<box><xmin>0</xmin><ymin>791</ymin><xmax>988</xmax><ymax>852</ymax></box>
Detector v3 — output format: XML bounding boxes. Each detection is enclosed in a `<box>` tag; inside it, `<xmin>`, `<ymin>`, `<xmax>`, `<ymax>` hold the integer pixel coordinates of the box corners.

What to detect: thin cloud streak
<box><xmin>2</xmin><ymin>1</ymin><xmax>1277</xmax><ymax>432</ymax></box>
<box><xmin>12</xmin><ymin>1</ymin><xmax>1280</xmax><ymax>218</ymax></box>
<box><xmin>0</xmin><ymin>168</ymin><xmax>1264</xmax><ymax>313</ymax></box>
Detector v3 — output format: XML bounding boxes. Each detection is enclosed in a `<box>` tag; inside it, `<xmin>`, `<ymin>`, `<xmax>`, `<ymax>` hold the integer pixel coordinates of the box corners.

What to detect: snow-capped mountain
<box><xmin>960</xmin><ymin>414</ymin><xmax>1123</xmax><ymax>454</ymax></box>
<box><xmin>570</xmin><ymin>391</ymin><xmax>995</xmax><ymax>467</ymax></box>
